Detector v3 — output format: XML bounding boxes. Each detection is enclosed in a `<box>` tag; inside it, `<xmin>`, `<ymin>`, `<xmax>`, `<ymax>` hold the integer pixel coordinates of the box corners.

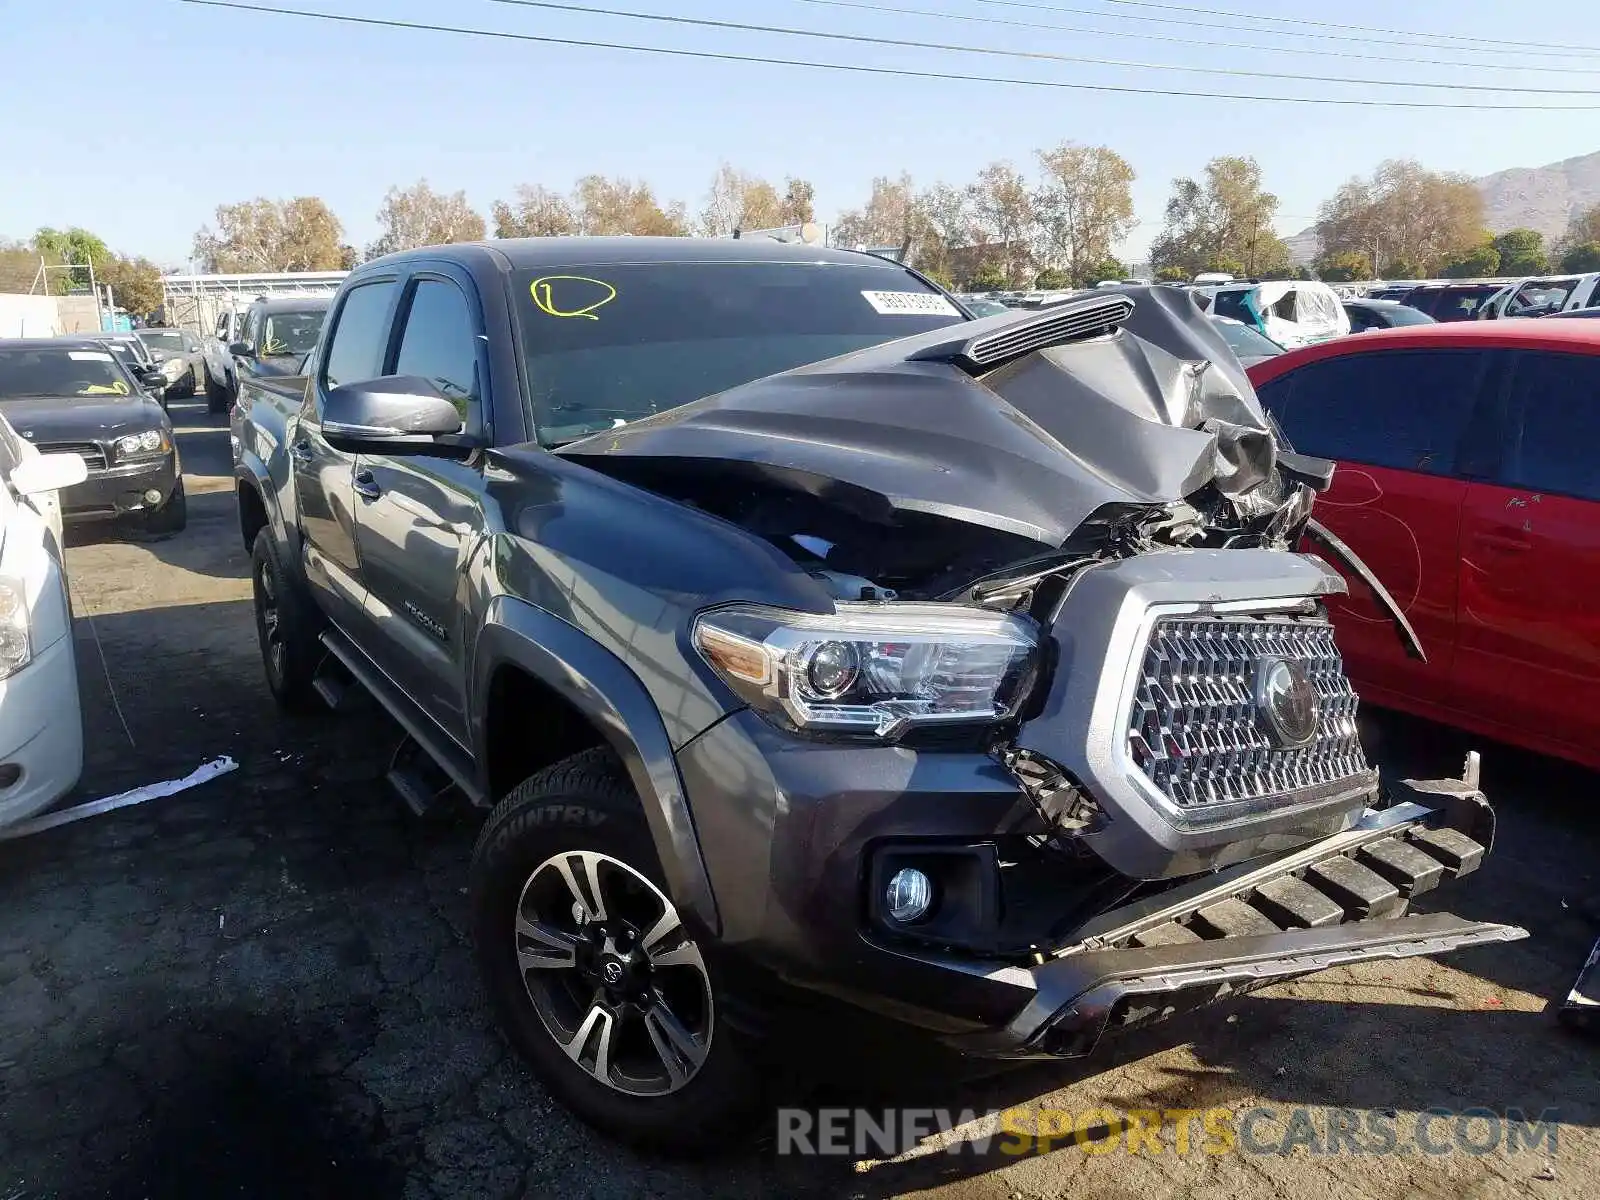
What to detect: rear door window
<box><xmin>1263</xmin><ymin>348</ymin><xmax>1488</xmax><ymax>475</ymax></box>
<box><xmin>1502</xmin><ymin>351</ymin><xmax>1600</xmax><ymax>502</ymax></box>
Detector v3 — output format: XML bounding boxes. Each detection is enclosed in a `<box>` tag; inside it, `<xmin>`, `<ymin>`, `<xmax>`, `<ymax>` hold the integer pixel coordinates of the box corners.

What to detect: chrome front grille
<box><xmin>1126</xmin><ymin>613</ymin><xmax>1367</xmax><ymax>810</ymax></box>
<box><xmin>35</xmin><ymin>442</ymin><xmax>106</xmax><ymax>472</ymax></box>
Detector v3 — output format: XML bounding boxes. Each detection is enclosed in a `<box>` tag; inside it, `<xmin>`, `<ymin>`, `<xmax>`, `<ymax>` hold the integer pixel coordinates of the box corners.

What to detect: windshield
<box><xmin>139</xmin><ymin>330</ymin><xmax>185</xmax><ymax>352</ymax></box>
<box><xmin>1209</xmin><ymin>290</ymin><xmax>1254</xmax><ymax>323</ymax></box>
<box><xmin>514</xmin><ymin>261</ymin><xmax>968</xmax><ymax>444</ymax></box>
<box><xmin>1371</xmin><ymin>303</ymin><xmax>1435</xmax><ymax>327</ymax></box>
<box><xmin>1507</xmin><ymin>281</ymin><xmax>1577</xmax><ymax>317</ymax></box>
<box><xmin>0</xmin><ymin>347</ymin><xmax>135</xmax><ymax>398</ymax></box>
<box><xmin>1212</xmin><ymin>319</ymin><xmax>1282</xmax><ymax>358</ymax></box>
<box><xmin>260</xmin><ymin>310</ymin><xmax>327</xmax><ymax>357</ymax></box>
<box><xmin>965</xmin><ymin>298</ymin><xmax>1011</xmax><ymax>316</ymax></box>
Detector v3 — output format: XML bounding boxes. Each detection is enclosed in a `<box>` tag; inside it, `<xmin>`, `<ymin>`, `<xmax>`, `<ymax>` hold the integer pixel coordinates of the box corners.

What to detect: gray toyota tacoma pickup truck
<box><xmin>232</xmin><ymin>237</ymin><xmax>1524</xmax><ymax>1151</ymax></box>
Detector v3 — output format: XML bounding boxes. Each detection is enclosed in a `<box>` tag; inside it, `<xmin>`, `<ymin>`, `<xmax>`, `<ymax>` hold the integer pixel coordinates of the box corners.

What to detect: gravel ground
<box><xmin>0</xmin><ymin>397</ymin><xmax>1596</xmax><ymax>1199</ymax></box>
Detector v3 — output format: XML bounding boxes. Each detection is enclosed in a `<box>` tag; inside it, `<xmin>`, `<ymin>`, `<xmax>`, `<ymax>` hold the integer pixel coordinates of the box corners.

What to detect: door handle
<box><xmin>289</xmin><ymin>439</ymin><xmax>313</xmax><ymax>465</ymax></box>
<box><xmin>1473</xmin><ymin>530</ymin><xmax>1533</xmax><ymax>553</ymax></box>
<box><xmin>353</xmin><ymin>470</ymin><xmax>382</xmax><ymax>501</ymax></box>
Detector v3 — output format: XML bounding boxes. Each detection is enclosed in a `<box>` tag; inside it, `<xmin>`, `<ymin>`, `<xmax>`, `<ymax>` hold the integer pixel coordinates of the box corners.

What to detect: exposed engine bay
<box><xmin>565</xmin><ymin>287</ymin><xmax>1333</xmax><ymax>610</ymax></box>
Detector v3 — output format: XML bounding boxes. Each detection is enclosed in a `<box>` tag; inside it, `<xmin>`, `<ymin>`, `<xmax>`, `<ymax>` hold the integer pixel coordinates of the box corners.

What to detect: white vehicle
<box><xmin>1201</xmin><ymin>279</ymin><xmax>1351</xmax><ymax>348</ymax></box>
<box><xmin>1193</xmin><ymin>271</ymin><xmax>1236</xmax><ymax>285</ymax></box>
<box><xmin>0</xmin><ymin>413</ymin><xmax>87</xmax><ymax>829</ymax></box>
<box><xmin>1484</xmin><ymin>273</ymin><xmax>1600</xmax><ymax>320</ymax></box>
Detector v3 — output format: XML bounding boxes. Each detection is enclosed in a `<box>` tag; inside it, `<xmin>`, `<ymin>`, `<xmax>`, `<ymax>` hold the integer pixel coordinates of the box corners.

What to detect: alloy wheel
<box><xmin>514</xmin><ymin>850</ymin><xmax>713</xmax><ymax>1096</ymax></box>
<box><xmin>255</xmin><ymin>559</ymin><xmax>284</xmax><ymax>679</ymax></box>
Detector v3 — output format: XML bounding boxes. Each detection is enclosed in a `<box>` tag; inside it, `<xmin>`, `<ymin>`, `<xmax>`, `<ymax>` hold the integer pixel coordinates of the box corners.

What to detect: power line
<box><xmin>785</xmin><ymin>0</ymin><xmax>1600</xmax><ymax>75</ymax></box>
<box><xmin>482</xmin><ymin>0</ymin><xmax>1600</xmax><ymax>94</ymax></box>
<box><xmin>963</xmin><ymin>0</ymin><xmax>1600</xmax><ymax>61</ymax></box>
<box><xmin>180</xmin><ymin>1</ymin><xmax>1600</xmax><ymax>109</ymax></box>
<box><xmin>1093</xmin><ymin>0</ymin><xmax>1600</xmax><ymax>56</ymax></box>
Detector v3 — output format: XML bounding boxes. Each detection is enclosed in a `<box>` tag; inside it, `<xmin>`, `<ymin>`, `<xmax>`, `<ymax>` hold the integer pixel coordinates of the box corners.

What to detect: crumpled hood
<box><xmin>560</xmin><ymin>286</ymin><xmax>1279</xmax><ymax>547</ymax></box>
<box><xmin>1</xmin><ymin>394</ymin><xmax>166</xmax><ymax>444</ymax></box>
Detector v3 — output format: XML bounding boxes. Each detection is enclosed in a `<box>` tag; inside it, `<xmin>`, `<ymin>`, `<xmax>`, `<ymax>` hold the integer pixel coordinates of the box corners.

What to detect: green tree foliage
<box><xmin>1315</xmin><ymin>160</ymin><xmax>1482</xmax><ymax>277</ymax></box>
<box><xmin>1155</xmin><ymin>265</ymin><xmax>1189</xmax><ymax>282</ymax></box>
<box><xmin>1033</xmin><ymin>266</ymin><xmax>1073</xmax><ymax>289</ymax></box>
<box><xmin>1491</xmin><ymin>229</ymin><xmax>1548</xmax><ymax>276</ymax></box>
<box><xmin>1314</xmin><ymin>251</ymin><xmax>1373</xmax><ymax>283</ymax></box>
<box><xmin>30</xmin><ymin>227</ymin><xmax>109</xmax><ymax>293</ymax></box>
<box><xmin>1149</xmin><ymin>157</ymin><xmax>1290</xmax><ymax>279</ymax></box>
<box><xmin>1560</xmin><ymin>241</ymin><xmax>1600</xmax><ymax>273</ymax></box>
<box><xmin>967</xmin><ymin>263</ymin><xmax>1009</xmax><ymax>291</ymax></box>
<box><xmin>99</xmin><ymin>256</ymin><xmax>164</xmax><ymax>318</ymax></box>
<box><xmin>1440</xmin><ymin>241</ymin><xmax>1501</xmax><ymax>278</ymax></box>
<box><xmin>1380</xmin><ymin>257</ymin><xmax>1427</xmax><ymax>281</ymax></box>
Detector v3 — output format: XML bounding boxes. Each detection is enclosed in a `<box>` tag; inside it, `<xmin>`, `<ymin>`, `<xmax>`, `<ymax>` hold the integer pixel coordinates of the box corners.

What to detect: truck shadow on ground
<box><xmin>767</xmin><ymin>991</ymin><xmax>1597</xmax><ymax>1199</ymax></box>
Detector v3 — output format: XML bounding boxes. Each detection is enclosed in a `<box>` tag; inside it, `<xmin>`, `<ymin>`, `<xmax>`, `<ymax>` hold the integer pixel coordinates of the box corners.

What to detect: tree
<box><xmin>1561</xmin><ymin>241</ymin><xmax>1600</xmax><ymax>273</ymax></box>
<box><xmin>1313</xmin><ymin>250</ymin><xmax>1373</xmax><ymax>283</ymax></box>
<box><xmin>0</xmin><ymin>239</ymin><xmax>52</xmax><ymax>293</ymax></box>
<box><xmin>1154</xmin><ymin>265</ymin><xmax>1189</xmax><ymax>283</ymax></box>
<box><xmin>1149</xmin><ymin>157</ymin><xmax>1289</xmax><ymax>279</ymax></box>
<box><xmin>966</xmin><ymin>162</ymin><xmax>1035</xmax><ymax>287</ymax></box>
<box><xmin>1033</xmin><ymin>266</ymin><xmax>1073</xmax><ymax>289</ymax></box>
<box><xmin>369</xmin><ymin>181</ymin><xmax>485</xmax><ymax>258</ymax></box>
<box><xmin>1031</xmin><ymin>142</ymin><xmax>1135</xmax><ymax>287</ymax></box>
<box><xmin>778</xmin><ymin>177</ymin><xmax>815</xmax><ymax>225</ymax></box>
<box><xmin>491</xmin><ymin>184</ymin><xmax>578</xmax><ymax>238</ymax></box>
<box><xmin>967</xmin><ymin>263</ymin><xmax>1009</xmax><ymax>291</ymax></box>
<box><xmin>1380</xmin><ymin>257</ymin><xmax>1426</xmax><ymax>280</ymax></box>
<box><xmin>1440</xmin><ymin>241</ymin><xmax>1501</xmax><ymax>278</ymax></box>
<box><xmin>698</xmin><ymin>165</ymin><xmax>784</xmax><ymax>236</ymax></box>
<box><xmin>914</xmin><ymin>182</ymin><xmax>973</xmax><ymax>282</ymax></box>
<box><xmin>572</xmin><ymin>176</ymin><xmax>688</xmax><ymax>236</ymax></box>
<box><xmin>1557</xmin><ymin>203</ymin><xmax>1600</xmax><ymax>254</ymax></box>
<box><xmin>833</xmin><ymin>173</ymin><xmax>927</xmax><ymax>252</ymax></box>
<box><xmin>1314</xmin><ymin>160</ymin><xmax>1483</xmax><ymax>276</ymax></box>
<box><xmin>194</xmin><ymin>197</ymin><xmax>345</xmax><ymax>272</ymax></box>
<box><xmin>30</xmin><ymin>227</ymin><xmax>109</xmax><ymax>294</ymax></box>
<box><xmin>1491</xmin><ymin>229</ymin><xmax>1547</xmax><ymax>276</ymax></box>
<box><xmin>99</xmin><ymin>255</ymin><xmax>164</xmax><ymax>317</ymax></box>
<box><xmin>339</xmin><ymin>244</ymin><xmax>360</xmax><ymax>270</ymax></box>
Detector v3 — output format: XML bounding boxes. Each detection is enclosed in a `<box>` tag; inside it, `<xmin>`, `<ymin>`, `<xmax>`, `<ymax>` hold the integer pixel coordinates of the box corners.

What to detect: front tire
<box><xmin>250</xmin><ymin>527</ymin><xmax>321</xmax><ymax>711</ymax></box>
<box><xmin>205</xmin><ymin>368</ymin><xmax>232</xmax><ymax>414</ymax></box>
<box><xmin>469</xmin><ymin>748</ymin><xmax>762</xmax><ymax>1153</ymax></box>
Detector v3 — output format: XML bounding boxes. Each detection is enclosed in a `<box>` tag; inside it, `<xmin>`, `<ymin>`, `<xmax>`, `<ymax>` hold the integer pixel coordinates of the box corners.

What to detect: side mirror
<box><xmin>322</xmin><ymin>376</ymin><xmax>464</xmax><ymax>451</ymax></box>
<box><xmin>12</xmin><ymin>451</ymin><xmax>89</xmax><ymax>497</ymax></box>
<box><xmin>229</xmin><ymin>341</ymin><xmax>254</xmax><ymax>357</ymax></box>
<box><xmin>140</xmin><ymin>368</ymin><xmax>168</xmax><ymax>391</ymax></box>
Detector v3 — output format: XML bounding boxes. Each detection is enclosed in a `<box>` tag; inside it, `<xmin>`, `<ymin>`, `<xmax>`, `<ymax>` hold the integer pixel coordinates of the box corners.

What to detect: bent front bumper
<box><xmin>62</xmin><ymin>456</ymin><xmax>179</xmax><ymax>521</ymax></box>
<box><xmin>930</xmin><ymin>775</ymin><xmax>1524</xmax><ymax>1060</ymax></box>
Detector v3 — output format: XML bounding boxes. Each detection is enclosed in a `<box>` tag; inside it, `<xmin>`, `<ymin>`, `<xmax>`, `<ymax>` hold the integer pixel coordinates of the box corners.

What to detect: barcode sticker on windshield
<box><xmin>862</xmin><ymin>290</ymin><xmax>960</xmax><ymax>317</ymax></box>
<box><xmin>67</xmin><ymin>351</ymin><xmax>114</xmax><ymax>362</ymax></box>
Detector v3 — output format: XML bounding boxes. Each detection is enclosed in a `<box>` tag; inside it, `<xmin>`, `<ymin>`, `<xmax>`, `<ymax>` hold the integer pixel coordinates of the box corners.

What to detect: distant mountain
<box><xmin>1285</xmin><ymin>149</ymin><xmax>1600</xmax><ymax>266</ymax></box>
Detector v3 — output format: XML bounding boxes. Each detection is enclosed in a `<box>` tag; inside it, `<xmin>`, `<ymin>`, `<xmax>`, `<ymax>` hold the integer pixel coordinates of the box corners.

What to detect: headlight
<box><xmin>162</xmin><ymin>357</ymin><xmax>184</xmax><ymax>378</ymax></box>
<box><xmin>116</xmin><ymin>429</ymin><xmax>168</xmax><ymax>458</ymax></box>
<box><xmin>0</xmin><ymin>577</ymin><xmax>31</xmax><ymax>681</ymax></box>
<box><xmin>692</xmin><ymin>602</ymin><xmax>1040</xmax><ymax>739</ymax></box>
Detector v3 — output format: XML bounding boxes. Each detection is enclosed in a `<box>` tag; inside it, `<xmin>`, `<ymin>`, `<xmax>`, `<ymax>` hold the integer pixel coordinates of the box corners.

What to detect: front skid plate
<box><xmin>1561</xmin><ymin>937</ymin><xmax>1600</xmax><ymax>1033</ymax></box>
<box><xmin>960</xmin><ymin>913</ymin><xmax>1525</xmax><ymax>1058</ymax></box>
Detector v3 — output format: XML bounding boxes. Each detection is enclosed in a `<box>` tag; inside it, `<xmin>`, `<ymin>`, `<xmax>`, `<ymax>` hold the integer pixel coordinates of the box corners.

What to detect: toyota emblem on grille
<box><xmin>1255</xmin><ymin>657</ymin><xmax>1320</xmax><ymax>748</ymax></box>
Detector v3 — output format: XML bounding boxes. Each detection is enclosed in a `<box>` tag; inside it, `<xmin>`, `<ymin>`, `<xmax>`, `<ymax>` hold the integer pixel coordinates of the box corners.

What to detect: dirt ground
<box><xmin>0</xmin><ymin>396</ymin><xmax>1596</xmax><ymax>1199</ymax></box>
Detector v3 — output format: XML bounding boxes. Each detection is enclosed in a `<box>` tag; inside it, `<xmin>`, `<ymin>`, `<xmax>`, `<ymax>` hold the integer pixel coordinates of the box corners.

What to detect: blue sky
<box><xmin>4</xmin><ymin>0</ymin><xmax>1599</xmax><ymax>267</ymax></box>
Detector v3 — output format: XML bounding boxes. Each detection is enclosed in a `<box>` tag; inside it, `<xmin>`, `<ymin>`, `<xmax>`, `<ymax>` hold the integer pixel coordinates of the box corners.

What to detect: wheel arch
<box><xmin>471</xmin><ymin>595</ymin><xmax>721</xmax><ymax>937</ymax></box>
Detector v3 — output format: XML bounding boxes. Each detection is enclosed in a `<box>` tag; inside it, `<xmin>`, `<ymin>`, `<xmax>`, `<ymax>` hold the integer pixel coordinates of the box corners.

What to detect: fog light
<box><xmin>143</xmin><ymin>489</ymin><xmax>163</xmax><ymax>505</ymax></box>
<box><xmin>885</xmin><ymin>867</ymin><xmax>934</xmax><ymax>923</ymax></box>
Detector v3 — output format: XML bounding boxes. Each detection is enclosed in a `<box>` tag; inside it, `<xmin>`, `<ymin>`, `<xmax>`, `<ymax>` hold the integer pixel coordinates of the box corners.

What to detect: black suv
<box><xmin>232</xmin><ymin>239</ymin><xmax>1520</xmax><ymax>1151</ymax></box>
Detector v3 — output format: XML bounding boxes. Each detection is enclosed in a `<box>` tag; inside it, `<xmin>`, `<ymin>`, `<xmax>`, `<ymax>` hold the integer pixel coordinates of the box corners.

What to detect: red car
<box><xmin>1248</xmin><ymin>320</ymin><xmax>1600</xmax><ymax>771</ymax></box>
